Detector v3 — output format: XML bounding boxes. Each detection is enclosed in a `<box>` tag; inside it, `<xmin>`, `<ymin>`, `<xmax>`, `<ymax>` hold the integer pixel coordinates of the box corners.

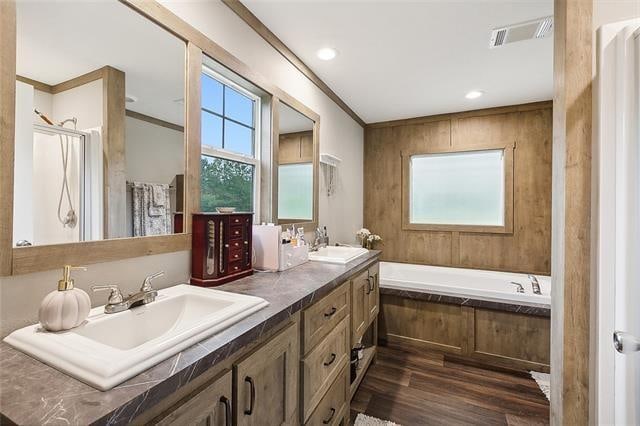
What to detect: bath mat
<box><xmin>354</xmin><ymin>413</ymin><xmax>402</xmax><ymax>426</ymax></box>
<box><xmin>530</xmin><ymin>371</ymin><xmax>551</xmax><ymax>401</ymax></box>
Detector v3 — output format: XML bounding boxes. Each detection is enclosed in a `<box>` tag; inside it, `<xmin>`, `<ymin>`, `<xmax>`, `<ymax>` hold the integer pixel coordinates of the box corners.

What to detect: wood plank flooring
<box><xmin>350</xmin><ymin>345</ymin><xmax>549</xmax><ymax>425</ymax></box>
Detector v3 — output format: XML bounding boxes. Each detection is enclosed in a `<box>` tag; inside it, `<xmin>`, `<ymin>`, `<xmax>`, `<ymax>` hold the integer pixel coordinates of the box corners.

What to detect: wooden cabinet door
<box><xmin>300</xmin><ymin>132</ymin><xmax>314</xmax><ymax>162</ymax></box>
<box><xmin>235</xmin><ymin>321</ymin><xmax>299</xmax><ymax>426</ymax></box>
<box><xmin>351</xmin><ymin>270</ymin><xmax>369</xmax><ymax>344</ymax></box>
<box><xmin>279</xmin><ymin>135</ymin><xmax>301</xmax><ymax>164</ymax></box>
<box><xmin>367</xmin><ymin>264</ymin><xmax>380</xmax><ymax>323</ymax></box>
<box><xmin>156</xmin><ymin>370</ymin><xmax>232</xmax><ymax>426</ymax></box>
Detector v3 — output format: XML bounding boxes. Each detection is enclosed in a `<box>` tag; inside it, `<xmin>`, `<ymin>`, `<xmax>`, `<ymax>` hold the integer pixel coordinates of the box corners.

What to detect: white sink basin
<box><xmin>3</xmin><ymin>284</ymin><xmax>268</xmax><ymax>390</ymax></box>
<box><xmin>308</xmin><ymin>246</ymin><xmax>368</xmax><ymax>264</ymax></box>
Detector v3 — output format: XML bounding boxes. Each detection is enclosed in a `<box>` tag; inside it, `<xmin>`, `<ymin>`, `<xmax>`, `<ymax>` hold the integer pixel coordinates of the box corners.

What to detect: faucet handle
<box><xmin>141</xmin><ymin>271</ymin><xmax>164</xmax><ymax>292</ymax></box>
<box><xmin>92</xmin><ymin>285</ymin><xmax>124</xmax><ymax>304</ymax></box>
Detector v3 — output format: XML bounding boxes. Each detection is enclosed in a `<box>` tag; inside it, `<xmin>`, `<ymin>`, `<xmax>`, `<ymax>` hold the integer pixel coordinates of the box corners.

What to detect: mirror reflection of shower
<box><xmin>35</xmin><ymin>109</ymin><xmax>79</xmax><ymax>230</ymax></box>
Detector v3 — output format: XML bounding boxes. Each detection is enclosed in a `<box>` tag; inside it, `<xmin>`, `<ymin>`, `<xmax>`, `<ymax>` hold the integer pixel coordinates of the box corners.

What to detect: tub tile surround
<box><xmin>0</xmin><ymin>251</ymin><xmax>380</xmax><ymax>426</ymax></box>
<box><xmin>380</xmin><ymin>287</ymin><xmax>551</xmax><ymax>317</ymax></box>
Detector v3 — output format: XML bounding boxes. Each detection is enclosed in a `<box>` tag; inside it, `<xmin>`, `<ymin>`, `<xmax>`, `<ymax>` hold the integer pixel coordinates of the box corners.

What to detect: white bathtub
<box><xmin>380</xmin><ymin>262</ymin><xmax>551</xmax><ymax>308</ymax></box>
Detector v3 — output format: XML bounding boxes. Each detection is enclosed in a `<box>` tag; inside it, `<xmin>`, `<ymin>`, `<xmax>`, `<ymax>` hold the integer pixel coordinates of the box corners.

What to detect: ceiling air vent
<box><xmin>489</xmin><ymin>16</ymin><xmax>554</xmax><ymax>48</ymax></box>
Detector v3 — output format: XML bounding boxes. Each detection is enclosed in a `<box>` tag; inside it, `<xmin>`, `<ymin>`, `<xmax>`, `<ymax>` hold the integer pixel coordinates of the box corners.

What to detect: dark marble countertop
<box><xmin>380</xmin><ymin>286</ymin><xmax>550</xmax><ymax>317</ymax></box>
<box><xmin>0</xmin><ymin>251</ymin><xmax>380</xmax><ymax>426</ymax></box>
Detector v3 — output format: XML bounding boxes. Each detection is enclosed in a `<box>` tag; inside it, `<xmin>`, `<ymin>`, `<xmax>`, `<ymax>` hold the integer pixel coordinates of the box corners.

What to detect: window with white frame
<box><xmin>409</xmin><ymin>149</ymin><xmax>506</xmax><ymax>227</ymax></box>
<box><xmin>200</xmin><ymin>67</ymin><xmax>261</xmax><ymax>216</ymax></box>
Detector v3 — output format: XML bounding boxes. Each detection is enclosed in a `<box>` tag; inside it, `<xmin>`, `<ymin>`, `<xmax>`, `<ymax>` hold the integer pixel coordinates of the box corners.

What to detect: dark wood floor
<box><xmin>350</xmin><ymin>345</ymin><xmax>550</xmax><ymax>426</ymax></box>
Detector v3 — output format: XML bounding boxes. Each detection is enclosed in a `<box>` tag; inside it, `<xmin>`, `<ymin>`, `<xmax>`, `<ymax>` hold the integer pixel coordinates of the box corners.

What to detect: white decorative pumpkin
<box><xmin>38</xmin><ymin>265</ymin><xmax>91</xmax><ymax>332</ymax></box>
<box><xmin>39</xmin><ymin>288</ymin><xmax>91</xmax><ymax>331</ymax></box>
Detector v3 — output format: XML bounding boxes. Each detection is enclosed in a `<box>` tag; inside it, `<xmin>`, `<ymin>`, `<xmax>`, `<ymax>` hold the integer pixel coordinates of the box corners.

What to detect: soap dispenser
<box><xmin>38</xmin><ymin>265</ymin><xmax>91</xmax><ymax>332</ymax></box>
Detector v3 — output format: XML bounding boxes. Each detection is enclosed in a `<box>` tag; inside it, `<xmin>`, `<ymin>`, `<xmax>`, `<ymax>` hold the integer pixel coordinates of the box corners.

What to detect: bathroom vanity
<box><xmin>0</xmin><ymin>251</ymin><xmax>380</xmax><ymax>425</ymax></box>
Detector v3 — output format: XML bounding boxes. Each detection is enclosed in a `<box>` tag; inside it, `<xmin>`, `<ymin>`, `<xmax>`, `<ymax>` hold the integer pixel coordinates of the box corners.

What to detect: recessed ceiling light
<box><xmin>465</xmin><ymin>90</ymin><xmax>484</xmax><ymax>99</ymax></box>
<box><xmin>317</xmin><ymin>47</ymin><xmax>338</xmax><ymax>61</ymax></box>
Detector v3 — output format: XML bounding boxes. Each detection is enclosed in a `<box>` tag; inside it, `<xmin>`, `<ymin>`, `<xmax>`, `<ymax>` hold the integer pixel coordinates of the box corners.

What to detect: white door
<box><xmin>595</xmin><ymin>19</ymin><xmax>640</xmax><ymax>426</ymax></box>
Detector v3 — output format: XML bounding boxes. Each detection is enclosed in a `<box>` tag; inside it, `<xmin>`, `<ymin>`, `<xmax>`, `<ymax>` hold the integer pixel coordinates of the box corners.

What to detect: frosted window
<box><xmin>410</xmin><ymin>149</ymin><xmax>505</xmax><ymax>226</ymax></box>
<box><xmin>278</xmin><ymin>163</ymin><xmax>313</xmax><ymax>220</ymax></box>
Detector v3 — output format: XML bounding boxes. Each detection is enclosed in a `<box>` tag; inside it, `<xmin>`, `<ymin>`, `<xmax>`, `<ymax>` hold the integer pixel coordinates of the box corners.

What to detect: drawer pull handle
<box><xmin>220</xmin><ymin>396</ymin><xmax>231</xmax><ymax>426</ymax></box>
<box><xmin>322</xmin><ymin>408</ymin><xmax>336</xmax><ymax>424</ymax></box>
<box><xmin>366</xmin><ymin>277</ymin><xmax>374</xmax><ymax>294</ymax></box>
<box><xmin>244</xmin><ymin>376</ymin><xmax>255</xmax><ymax>415</ymax></box>
<box><xmin>324</xmin><ymin>307</ymin><xmax>337</xmax><ymax>318</ymax></box>
<box><xmin>323</xmin><ymin>353</ymin><xmax>336</xmax><ymax>366</ymax></box>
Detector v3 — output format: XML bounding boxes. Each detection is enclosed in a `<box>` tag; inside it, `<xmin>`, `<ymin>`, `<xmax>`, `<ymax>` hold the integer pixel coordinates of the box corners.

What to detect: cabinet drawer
<box><xmin>305</xmin><ymin>365</ymin><xmax>348</xmax><ymax>426</ymax></box>
<box><xmin>228</xmin><ymin>239</ymin><xmax>244</xmax><ymax>250</ymax></box>
<box><xmin>302</xmin><ymin>282</ymin><xmax>349</xmax><ymax>354</ymax></box>
<box><xmin>229</xmin><ymin>224</ymin><xmax>245</xmax><ymax>240</ymax></box>
<box><xmin>302</xmin><ymin>316</ymin><xmax>348</xmax><ymax>422</ymax></box>
<box><xmin>229</xmin><ymin>246</ymin><xmax>243</xmax><ymax>262</ymax></box>
<box><xmin>228</xmin><ymin>260</ymin><xmax>244</xmax><ymax>274</ymax></box>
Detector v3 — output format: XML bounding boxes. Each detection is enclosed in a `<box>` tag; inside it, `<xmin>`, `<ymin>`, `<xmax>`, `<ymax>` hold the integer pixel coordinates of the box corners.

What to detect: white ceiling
<box><xmin>280</xmin><ymin>102</ymin><xmax>314</xmax><ymax>133</ymax></box>
<box><xmin>16</xmin><ymin>1</ymin><xmax>185</xmax><ymax>126</ymax></box>
<box><xmin>243</xmin><ymin>0</ymin><xmax>554</xmax><ymax>123</ymax></box>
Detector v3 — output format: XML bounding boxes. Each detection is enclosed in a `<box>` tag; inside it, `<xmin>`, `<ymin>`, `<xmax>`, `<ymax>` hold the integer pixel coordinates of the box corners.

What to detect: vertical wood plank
<box><xmin>185</xmin><ymin>42</ymin><xmax>202</xmax><ymax>233</ymax></box>
<box><xmin>0</xmin><ymin>0</ymin><xmax>16</xmax><ymax>276</ymax></box>
<box><xmin>460</xmin><ymin>306</ymin><xmax>475</xmax><ymax>356</ymax></box>
<box><xmin>102</xmin><ymin>66</ymin><xmax>127</xmax><ymax>239</ymax></box>
<box><xmin>451</xmin><ymin>231</ymin><xmax>460</xmax><ymax>266</ymax></box>
<box><xmin>552</xmin><ymin>0</ymin><xmax>592</xmax><ymax>424</ymax></box>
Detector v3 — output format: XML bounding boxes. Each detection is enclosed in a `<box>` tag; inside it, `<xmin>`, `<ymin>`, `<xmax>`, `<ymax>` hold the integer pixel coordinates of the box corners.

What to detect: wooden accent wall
<box><xmin>364</xmin><ymin>102</ymin><xmax>553</xmax><ymax>275</ymax></box>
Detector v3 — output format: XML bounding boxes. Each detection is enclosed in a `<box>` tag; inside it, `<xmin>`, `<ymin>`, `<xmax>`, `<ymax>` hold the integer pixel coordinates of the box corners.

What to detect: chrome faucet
<box><xmin>528</xmin><ymin>274</ymin><xmax>542</xmax><ymax>295</ymax></box>
<box><xmin>509</xmin><ymin>282</ymin><xmax>525</xmax><ymax>293</ymax></box>
<box><xmin>92</xmin><ymin>271</ymin><xmax>164</xmax><ymax>314</ymax></box>
<box><xmin>311</xmin><ymin>226</ymin><xmax>329</xmax><ymax>252</ymax></box>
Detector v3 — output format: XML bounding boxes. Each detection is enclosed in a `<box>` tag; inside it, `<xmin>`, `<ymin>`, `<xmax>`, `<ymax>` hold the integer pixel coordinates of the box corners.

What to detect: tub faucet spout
<box><xmin>509</xmin><ymin>282</ymin><xmax>525</xmax><ymax>293</ymax></box>
<box><xmin>528</xmin><ymin>275</ymin><xmax>542</xmax><ymax>295</ymax></box>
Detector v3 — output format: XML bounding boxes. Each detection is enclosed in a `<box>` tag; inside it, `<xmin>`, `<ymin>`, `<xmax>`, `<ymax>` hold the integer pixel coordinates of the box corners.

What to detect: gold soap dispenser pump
<box><xmin>38</xmin><ymin>265</ymin><xmax>91</xmax><ymax>332</ymax></box>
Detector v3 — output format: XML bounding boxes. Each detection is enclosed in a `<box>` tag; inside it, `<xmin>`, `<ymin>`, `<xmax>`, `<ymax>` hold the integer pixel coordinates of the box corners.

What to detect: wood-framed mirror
<box><xmin>272</xmin><ymin>98</ymin><xmax>320</xmax><ymax>232</ymax></box>
<box><xmin>0</xmin><ymin>0</ymin><xmax>322</xmax><ymax>276</ymax></box>
<box><xmin>1</xmin><ymin>0</ymin><xmax>192</xmax><ymax>275</ymax></box>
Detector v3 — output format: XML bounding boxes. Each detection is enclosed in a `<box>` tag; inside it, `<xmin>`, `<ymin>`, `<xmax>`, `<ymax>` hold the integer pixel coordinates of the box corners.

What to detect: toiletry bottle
<box><xmin>38</xmin><ymin>265</ymin><xmax>91</xmax><ymax>332</ymax></box>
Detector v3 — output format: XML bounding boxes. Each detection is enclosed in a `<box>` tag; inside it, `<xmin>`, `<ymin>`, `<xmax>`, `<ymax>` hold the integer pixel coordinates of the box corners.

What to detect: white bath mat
<box><xmin>354</xmin><ymin>413</ymin><xmax>402</xmax><ymax>426</ymax></box>
<box><xmin>530</xmin><ymin>371</ymin><xmax>551</xmax><ymax>401</ymax></box>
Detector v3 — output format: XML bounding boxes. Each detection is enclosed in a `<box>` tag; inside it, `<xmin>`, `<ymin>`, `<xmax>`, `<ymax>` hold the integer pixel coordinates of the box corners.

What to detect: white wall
<box><xmin>159</xmin><ymin>0</ymin><xmax>364</xmax><ymax>245</ymax></box>
<box><xmin>0</xmin><ymin>0</ymin><xmax>364</xmax><ymax>338</ymax></box>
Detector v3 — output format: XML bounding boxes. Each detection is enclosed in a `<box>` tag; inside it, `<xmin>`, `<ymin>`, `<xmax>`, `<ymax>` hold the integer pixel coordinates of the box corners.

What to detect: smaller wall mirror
<box><xmin>276</xmin><ymin>102</ymin><xmax>316</xmax><ymax>226</ymax></box>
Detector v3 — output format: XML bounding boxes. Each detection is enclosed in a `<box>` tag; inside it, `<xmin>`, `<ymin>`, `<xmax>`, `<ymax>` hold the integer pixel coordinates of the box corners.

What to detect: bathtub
<box><xmin>380</xmin><ymin>262</ymin><xmax>551</xmax><ymax>308</ymax></box>
<box><xmin>378</xmin><ymin>262</ymin><xmax>552</xmax><ymax>371</ymax></box>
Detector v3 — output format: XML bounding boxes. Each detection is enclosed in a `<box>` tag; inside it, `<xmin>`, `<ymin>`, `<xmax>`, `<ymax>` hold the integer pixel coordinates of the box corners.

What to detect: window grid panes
<box><xmin>201</xmin><ymin>72</ymin><xmax>255</xmax><ymax>157</ymax></box>
<box><xmin>409</xmin><ymin>149</ymin><xmax>505</xmax><ymax>226</ymax></box>
<box><xmin>200</xmin><ymin>67</ymin><xmax>260</xmax><ymax>215</ymax></box>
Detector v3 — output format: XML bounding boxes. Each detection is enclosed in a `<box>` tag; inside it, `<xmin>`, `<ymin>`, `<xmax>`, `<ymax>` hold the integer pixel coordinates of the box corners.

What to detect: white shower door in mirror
<box><xmin>12</xmin><ymin>0</ymin><xmax>186</xmax><ymax>247</ymax></box>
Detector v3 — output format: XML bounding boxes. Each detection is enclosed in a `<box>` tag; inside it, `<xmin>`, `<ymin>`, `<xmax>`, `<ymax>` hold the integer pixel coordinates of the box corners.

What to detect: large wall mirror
<box><xmin>12</xmin><ymin>0</ymin><xmax>186</xmax><ymax>247</ymax></box>
<box><xmin>276</xmin><ymin>101</ymin><xmax>318</xmax><ymax>228</ymax></box>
